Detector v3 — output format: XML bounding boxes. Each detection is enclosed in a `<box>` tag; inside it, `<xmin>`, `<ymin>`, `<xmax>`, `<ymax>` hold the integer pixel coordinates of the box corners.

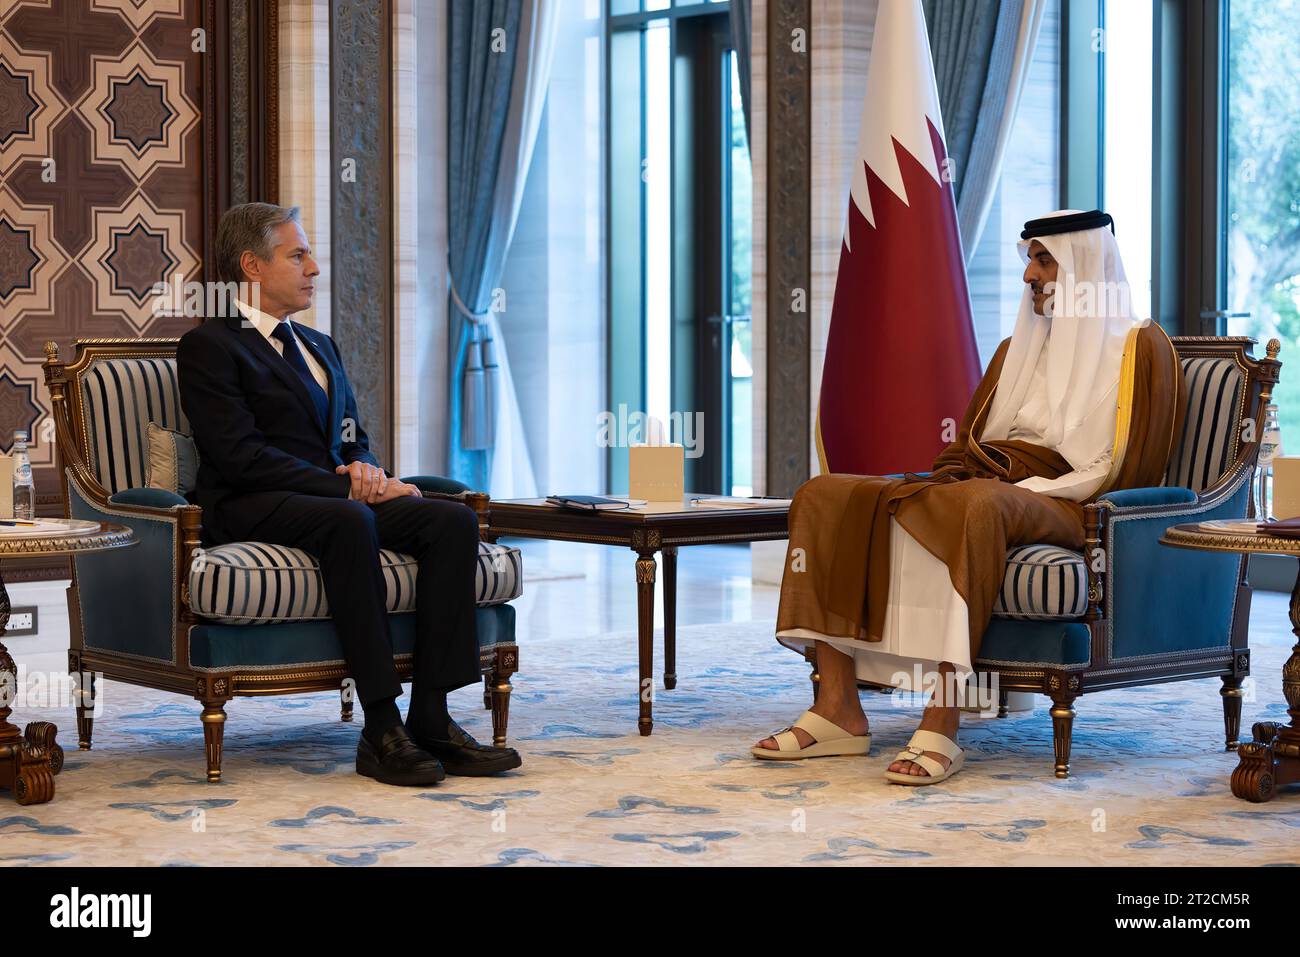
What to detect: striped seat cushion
<box><xmin>80</xmin><ymin>356</ymin><xmax>190</xmax><ymax>495</ymax></box>
<box><xmin>991</xmin><ymin>544</ymin><xmax>1088</xmax><ymax>621</ymax></box>
<box><xmin>189</xmin><ymin>539</ymin><xmax>522</xmax><ymax>624</ymax></box>
<box><xmin>1164</xmin><ymin>356</ymin><xmax>1244</xmax><ymax>492</ymax></box>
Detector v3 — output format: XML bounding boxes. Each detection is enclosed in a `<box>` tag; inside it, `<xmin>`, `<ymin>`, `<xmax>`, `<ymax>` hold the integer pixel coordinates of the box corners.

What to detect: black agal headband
<box><xmin>1021</xmin><ymin>209</ymin><xmax>1114</xmax><ymax>240</ymax></box>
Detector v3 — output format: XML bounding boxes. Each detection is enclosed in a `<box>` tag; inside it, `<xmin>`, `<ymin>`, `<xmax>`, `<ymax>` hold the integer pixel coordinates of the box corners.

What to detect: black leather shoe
<box><xmin>407</xmin><ymin>719</ymin><xmax>522</xmax><ymax>776</ymax></box>
<box><xmin>356</xmin><ymin>725</ymin><xmax>446</xmax><ymax>786</ymax></box>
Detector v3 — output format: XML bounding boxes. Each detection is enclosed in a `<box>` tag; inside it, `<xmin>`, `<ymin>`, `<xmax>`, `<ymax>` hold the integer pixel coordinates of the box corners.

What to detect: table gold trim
<box><xmin>0</xmin><ymin>523</ymin><xmax>135</xmax><ymax>558</ymax></box>
<box><xmin>1161</xmin><ymin>523</ymin><xmax>1300</xmax><ymax>557</ymax></box>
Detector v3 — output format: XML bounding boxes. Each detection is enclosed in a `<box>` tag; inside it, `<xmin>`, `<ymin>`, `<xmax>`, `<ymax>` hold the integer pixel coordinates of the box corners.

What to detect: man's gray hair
<box><xmin>214</xmin><ymin>202</ymin><xmax>302</xmax><ymax>284</ymax></box>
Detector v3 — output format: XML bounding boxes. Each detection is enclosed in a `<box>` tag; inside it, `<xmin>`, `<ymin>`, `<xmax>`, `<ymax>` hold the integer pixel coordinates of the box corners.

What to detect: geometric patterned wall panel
<box><xmin>0</xmin><ymin>0</ymin><xmax>204</xmax><ymax>510</ymax></box>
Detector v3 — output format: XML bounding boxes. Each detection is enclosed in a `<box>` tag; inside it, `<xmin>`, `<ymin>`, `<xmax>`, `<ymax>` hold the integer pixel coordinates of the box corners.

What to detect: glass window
<box><xmin>644</xmin><ymin>19</ymin><xmax>672</xmax><ymax>428</ymax></box>
<box><xmin>1224</xmin><ymin>0</ymin><xmax>1300</xmax><ymax>440</ymax></box>
<box><xmin>606</xmin><ymin>1</ymin><xmax>746</xmax><ymax>492</ymax></box>
<box><xmin>967</xmin><ymin>0</ymin><xmax>1060</xmax><ymax>364</ymax></box>
<box><xmin>1102</xmin><ymin>0</ymin><xmax>1155</xmax><ymax>320</ymax></box>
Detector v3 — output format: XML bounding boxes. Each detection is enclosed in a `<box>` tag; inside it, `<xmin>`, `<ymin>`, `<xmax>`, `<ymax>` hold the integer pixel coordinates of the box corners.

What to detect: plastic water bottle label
<box><xmin>1261</xmin><ymin>432</ymin><xmax>1282</xmax><ymax>466</ymax></box>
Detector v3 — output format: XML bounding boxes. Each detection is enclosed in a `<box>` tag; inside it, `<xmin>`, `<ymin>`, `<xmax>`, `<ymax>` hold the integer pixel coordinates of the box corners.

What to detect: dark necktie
<box><xmin>270</xmin><ymin>321</ymin><xmax>329</xmax><ymax>430</ymax></box>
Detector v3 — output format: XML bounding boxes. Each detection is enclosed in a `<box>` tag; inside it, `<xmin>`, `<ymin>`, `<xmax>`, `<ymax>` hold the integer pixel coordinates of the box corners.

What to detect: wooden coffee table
<box><xmin>486</xmin><ymin>496</ymin><xmax>789</xmax><ymax>735</ymax></box>
<box><xmin>1162</xmin><ymin>521</ymin><xmax>1300</xmax><ymax>802</ymax></box>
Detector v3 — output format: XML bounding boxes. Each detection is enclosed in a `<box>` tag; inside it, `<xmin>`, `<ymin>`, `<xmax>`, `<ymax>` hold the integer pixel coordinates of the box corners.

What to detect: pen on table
<box><xmin>688</xmin><ymin>496</ymin><xmax>787</xmax><ymax>505</ymax></box>
<box><xmin>0</xmin><ymin>519</ymin><xmax>38</xmax><ymax>526</ymax></box>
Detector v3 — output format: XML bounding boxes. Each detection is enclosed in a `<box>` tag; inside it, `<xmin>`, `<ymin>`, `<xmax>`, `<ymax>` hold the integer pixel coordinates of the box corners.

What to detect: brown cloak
<box><xmin>776</xmin><ymin>321</ymin><xmax>1185</xmax><ymax>659</ymax></box>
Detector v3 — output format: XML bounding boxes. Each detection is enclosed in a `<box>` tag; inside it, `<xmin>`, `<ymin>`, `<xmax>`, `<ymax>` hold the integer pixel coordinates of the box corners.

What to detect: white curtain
<box><xmin>485</xmin><ymin>0</ymin><xmax>559</xmax><ymax>499</ymax></box>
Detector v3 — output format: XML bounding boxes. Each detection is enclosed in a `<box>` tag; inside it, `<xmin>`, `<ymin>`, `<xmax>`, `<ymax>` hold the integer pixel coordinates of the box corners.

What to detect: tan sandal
<box><xmin>883</xmin><ymin>729</ymin><xmax>965</xmax><ymax>785</ymax></box>
<box><xmin>751</xmin><ymin>710</ymin><xmax>872</xmax><ymax>761</ymax></box>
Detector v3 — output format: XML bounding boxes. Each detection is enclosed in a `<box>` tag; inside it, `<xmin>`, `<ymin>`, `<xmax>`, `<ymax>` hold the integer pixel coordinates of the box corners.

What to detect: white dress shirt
<box><xmin>234</xmin><ymin>300</ymin><xmax>330</xmax><ymax>393</ymax></box>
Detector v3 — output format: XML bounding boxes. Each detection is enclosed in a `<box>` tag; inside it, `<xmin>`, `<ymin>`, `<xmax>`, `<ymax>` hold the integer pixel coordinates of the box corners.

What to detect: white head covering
<box><xmin>980</xmin><ymin>209</ymin><xmax>1149</xmax><ymax>473</ymax></box>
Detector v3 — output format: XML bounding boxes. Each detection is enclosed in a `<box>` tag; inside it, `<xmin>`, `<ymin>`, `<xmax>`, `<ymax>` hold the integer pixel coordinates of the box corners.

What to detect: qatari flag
<box><xmin>816</xmin><ymin>0</ymin><xmax>980</xmax><ymax>476</ymax></box>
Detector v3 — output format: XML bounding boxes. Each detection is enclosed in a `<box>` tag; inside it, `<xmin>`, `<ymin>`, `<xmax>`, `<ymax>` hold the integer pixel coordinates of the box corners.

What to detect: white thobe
<box><xmin>778</xmin><ymin>335</ymin><xmax>1112</xmax><ymax>691</ymax></box>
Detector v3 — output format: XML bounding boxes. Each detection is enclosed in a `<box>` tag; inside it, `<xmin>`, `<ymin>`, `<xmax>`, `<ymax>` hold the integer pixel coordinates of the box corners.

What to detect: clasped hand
<box><xmin>335</xmin><ymin>462</ymin><xmax>422</xmax><ymax>503</ymax></box>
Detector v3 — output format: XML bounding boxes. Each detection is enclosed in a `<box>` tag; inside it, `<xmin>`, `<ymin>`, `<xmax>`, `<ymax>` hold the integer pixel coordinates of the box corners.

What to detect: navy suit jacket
<box><xmin>177</xmin><ymin>311</ymin><xmax>390</xmax><ymax>545</ymax></box>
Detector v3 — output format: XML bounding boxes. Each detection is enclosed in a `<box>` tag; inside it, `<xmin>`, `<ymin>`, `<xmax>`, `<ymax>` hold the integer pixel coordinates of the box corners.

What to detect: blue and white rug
<box><xmin>3</xmin><ymin>601</ymin><xmax>1297</xmax><ymax>866</ymax></box>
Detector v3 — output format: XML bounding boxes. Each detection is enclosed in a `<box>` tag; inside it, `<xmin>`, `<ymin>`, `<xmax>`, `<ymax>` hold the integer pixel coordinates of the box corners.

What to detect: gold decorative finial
<box><xmin>43</xmin><ymin>340</ymin><xmax>59</xmax><ymax>362</ymax></box>
<box><xmin>1267</xmin><ymin>338</ymin><xmax>1281</xmax><ymax>360</ymax></box>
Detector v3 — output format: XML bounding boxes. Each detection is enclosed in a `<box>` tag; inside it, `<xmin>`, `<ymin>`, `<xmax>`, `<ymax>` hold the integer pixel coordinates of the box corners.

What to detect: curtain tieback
<box><xmin>450</xmin><ymin>273</ymin><xmax>498</xmax><ymax>452</ymax></box>
<box><xmin>449</xmin><ymin>275</ymin><xmax>491</xmax><ymax>323</ymax></box>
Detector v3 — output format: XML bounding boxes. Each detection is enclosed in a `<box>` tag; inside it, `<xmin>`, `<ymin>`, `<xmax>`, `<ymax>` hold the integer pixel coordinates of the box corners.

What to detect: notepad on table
<box><xmin>546</xmin><ymin>495</ymin><xmax>641</xmax><ymax>512</ymax></box>
<box><xmin>1195</xmin><ymin>519</ymin><xmax>1261</xmax><ymax>535</ymax></box>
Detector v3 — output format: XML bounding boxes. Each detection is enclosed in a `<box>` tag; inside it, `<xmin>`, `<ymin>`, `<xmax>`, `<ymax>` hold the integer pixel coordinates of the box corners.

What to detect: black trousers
<box><xmin>244</xmin><ymin>493</ymin><xmax>483</xmax><ymax>708</ymax></box>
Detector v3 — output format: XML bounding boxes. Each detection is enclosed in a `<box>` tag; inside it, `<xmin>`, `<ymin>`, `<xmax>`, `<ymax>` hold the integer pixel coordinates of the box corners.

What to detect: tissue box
<box><xmin>1272</xmin><ymin>456</ymin><xmax>1300</xmax><ymax>519</ymax></box>
<box><xmin>629</xmin><ymin>444</ymin><xmax>684</xmax><ymax>502</ymax></box>
<box><xmin>0</xmin><ymin>455</ymin><xmax>12</xmax><ymax>517</ymax></box>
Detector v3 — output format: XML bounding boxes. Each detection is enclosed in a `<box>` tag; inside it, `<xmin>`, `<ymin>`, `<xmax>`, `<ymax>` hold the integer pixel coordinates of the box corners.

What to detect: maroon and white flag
<box><xmin>816</xmin><ymin>0</ymin><xmax>981</xmax><ymax>476</ymax></box>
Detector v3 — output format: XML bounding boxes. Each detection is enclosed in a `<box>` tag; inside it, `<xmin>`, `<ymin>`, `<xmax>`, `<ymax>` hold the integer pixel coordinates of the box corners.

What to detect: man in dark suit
<box><xmin>178</xmin><ymin>202</ymin><xmax>521</xmax><ymax>786</ymax></box>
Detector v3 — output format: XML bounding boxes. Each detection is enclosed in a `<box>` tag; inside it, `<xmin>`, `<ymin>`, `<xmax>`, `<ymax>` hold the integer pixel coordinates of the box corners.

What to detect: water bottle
<box><xmin>1257</xmin><ymin>405</ymin><xmax>1283</xmax><ymax>521</ymax></box>
<box><xmin>11</xmin><ymin>430</ymin><xmax>34</xmax><ymax>520</ymax></box>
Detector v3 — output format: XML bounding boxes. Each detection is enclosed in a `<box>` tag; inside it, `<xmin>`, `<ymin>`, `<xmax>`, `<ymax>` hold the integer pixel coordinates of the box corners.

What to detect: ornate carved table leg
<box><xmin>635</xmin><ymin>549</ymin><xmax>657</xmax><ymax>736</ymax></box>
<box><xmin>25</xmin><ymin>722</ymin><xmax>63</xmax><ymax>775</ymax></box>
<box><xmin>0</xmin><ymin>565</ymin><xmax>58</xmax><ymax>804</ymax></box>
<box><xmin>662</xmin><ymin>546</ymin><xmax>677</xmax><ymax>690</ymax></box>
<box><xmin>1231</xmin><ymin>558</ymin><xmax>1300</xmax><ymax>802</ymax></box>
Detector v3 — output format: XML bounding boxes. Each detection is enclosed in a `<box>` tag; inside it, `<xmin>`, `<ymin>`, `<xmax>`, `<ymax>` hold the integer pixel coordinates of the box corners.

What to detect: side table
<box><xmin>1161</xmin><ymin>522</ymin><xmax>1300</xmax><ymax>802</ymax></box>
<box><xmin>0</xmin><ymin>518</ymin><xmax>134</xmax><ymax>804</ymax></box>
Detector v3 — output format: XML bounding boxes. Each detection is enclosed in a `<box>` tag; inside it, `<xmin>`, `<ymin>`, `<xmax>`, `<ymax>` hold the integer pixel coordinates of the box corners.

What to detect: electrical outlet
<box><xmin>4</xmin><ymin>606</ymin><xmax>37</xmax><ymax>636</ymax></box>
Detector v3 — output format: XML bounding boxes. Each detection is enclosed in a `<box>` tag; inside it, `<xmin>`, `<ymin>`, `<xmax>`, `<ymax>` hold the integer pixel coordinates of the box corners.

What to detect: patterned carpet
<box><xmin>3</xmin><ymin>595</ymin><xmax>1298</xmax><ymax>866</ymax></box>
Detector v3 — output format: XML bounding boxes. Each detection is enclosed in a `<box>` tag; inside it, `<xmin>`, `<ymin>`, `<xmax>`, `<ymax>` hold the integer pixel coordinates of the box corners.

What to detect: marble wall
<box><xmin>278</xmin><ymin>0</ymin><xmax>332</xmax><ymax>335</ymax></box>
<box><xmin>410</xmin><ymin>0</ymin><xmax>449</xmax><ymax>476</ymax></box>
<box><xmin>390</xmin><ymin>0</ymin><xmax>421</xmax><ymax>476</ymax></box>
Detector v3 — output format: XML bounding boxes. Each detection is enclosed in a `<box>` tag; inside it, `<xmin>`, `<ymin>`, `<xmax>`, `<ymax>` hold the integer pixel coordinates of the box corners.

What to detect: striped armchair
<box><xmin>828</xmin><ymin>335</ymin><xmax>1281</xmax><ymax>778</ymax></box>
<box><xmin>981</xmin><ymin>335</ymin><xmax>1280</xmax><ymax>776</ymax></box>
<box><xmin>42</xmin><ymin>338</ymin><xmax>522</xmax><ymax>783</ymax></box>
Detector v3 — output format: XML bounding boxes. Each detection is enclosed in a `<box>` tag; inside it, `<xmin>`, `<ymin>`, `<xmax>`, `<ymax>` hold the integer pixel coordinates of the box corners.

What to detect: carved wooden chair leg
<box><xmin>200</xmin><ymin>699</ymin><xmax>227</xmax><ymax>784</ymax></box>
<box><xmin>340</xmin><ymin>684</ymin><xmax>354</xmax><ymax>723</ymax></box>
<box><xmin>1220</xmin><ymin>676</ymin><xmax>1244</xmax><ymax>751</ymax></box>
<box><xmin>997</xmin><ymin>689</ymin><xmax>1009</xmax><ymax>718</ymax></box>
<box><xmin>804</xmin><ymin>647</ymin><xmax>819</xmax><ymax>703</ymax></box>
<box><xmin>1049</xmin><ymin>687</ymin><xmax>1077</xmax><ymax>779</ymax></box>
<box><xmin>74</xmin><ymin>667</ymin><xmax>96</xmax><ymax>751</ymax></box>
<box><xmin>489</xmin><ymin>669</ymin><xmax>512</xmax><ymax>748</ymax></box>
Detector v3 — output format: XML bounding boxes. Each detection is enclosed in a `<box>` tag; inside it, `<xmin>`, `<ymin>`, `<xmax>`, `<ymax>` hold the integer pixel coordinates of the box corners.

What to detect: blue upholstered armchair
<box><xmin>836</xmin><ymin>336</ymin><xmax>1281</xmax><ymax>777</ymax></box>
<box><xmin>42</xmin><ymin>338</ymin><xmax>522</xmax><ymax>783</ymax></box>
